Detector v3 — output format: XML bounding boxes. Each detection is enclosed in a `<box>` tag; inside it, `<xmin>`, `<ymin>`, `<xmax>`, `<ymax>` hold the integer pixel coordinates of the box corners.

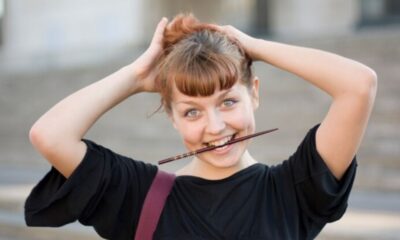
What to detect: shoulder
<box><xmin>82</xmin><ymin>139</ymin><xmax>158</xmax><ymax>173</ymax></box>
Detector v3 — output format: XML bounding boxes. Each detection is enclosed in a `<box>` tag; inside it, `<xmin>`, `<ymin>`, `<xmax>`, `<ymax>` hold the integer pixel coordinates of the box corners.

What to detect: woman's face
<box><xmin>169</xmin><ymin>79</ymin><xmax>259</xmax><ymax>168</ymax></box>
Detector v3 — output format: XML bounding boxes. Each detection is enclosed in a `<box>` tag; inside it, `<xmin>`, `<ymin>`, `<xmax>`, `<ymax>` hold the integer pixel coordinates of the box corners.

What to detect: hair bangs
<box><xmin>170</xmin><ymin>54</ymin><xmax>240</xmax><ymax>97</ymax></box>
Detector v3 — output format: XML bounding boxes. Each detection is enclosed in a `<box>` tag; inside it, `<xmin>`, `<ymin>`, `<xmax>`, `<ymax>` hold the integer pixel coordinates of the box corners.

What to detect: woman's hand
<box><xmin>214</xmin><ymin>25</ymin><xmax>260</xmax><ymax>61</ymax></box>
<box><xmin>131</xmin><ymin>17</ymin><xmax>169</xmax><ymax>92</ymax></box>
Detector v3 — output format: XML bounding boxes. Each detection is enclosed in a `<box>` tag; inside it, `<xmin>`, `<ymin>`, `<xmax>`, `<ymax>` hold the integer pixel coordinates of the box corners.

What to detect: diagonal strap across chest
<box><xmin>134</xmin><ymin>170</ymin><xmax>176</xmax><ymax>240</ymax></box>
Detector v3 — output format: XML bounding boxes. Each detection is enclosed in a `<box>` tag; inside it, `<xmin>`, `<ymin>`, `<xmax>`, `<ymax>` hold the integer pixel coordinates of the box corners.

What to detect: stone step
<box><xmin>1</xmin><ymin>27</ymin><xmax>399</xmax><ymax>196</ymax></box>
<box><xmin>1</xmin><ymin>189</ymin><xmax>400</xmax><ymax>240</ymax></box>
<box><xmin>0</xmin><ymin>210</ymin><xmax>98</xmax><ymax>240</ymax></box>
<box><xmin>1</xmin><ymin>22</ymin><xmax>400</xmax><ymax>240</ymax></box>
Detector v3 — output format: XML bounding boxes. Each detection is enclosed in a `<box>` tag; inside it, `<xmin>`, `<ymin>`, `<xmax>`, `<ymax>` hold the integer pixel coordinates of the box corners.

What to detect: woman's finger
<box><xmin>151</xmin><ymin>17</ymin><xmax>168</xmax><ymax>44</ymax></box>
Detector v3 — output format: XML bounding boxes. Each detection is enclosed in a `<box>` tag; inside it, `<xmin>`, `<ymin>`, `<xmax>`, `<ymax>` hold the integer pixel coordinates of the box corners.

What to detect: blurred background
<box><xmin>0</xmin><ymin>0</ymin><xmax>399</xmax><ymax>239</ymax></box>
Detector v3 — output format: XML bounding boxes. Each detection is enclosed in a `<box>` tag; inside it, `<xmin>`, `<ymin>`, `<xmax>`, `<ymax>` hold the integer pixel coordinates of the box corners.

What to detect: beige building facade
<box><xmin>0</xmin><ymin>0</ymin><xmax>398</xmax><ymax>72</ymax></box>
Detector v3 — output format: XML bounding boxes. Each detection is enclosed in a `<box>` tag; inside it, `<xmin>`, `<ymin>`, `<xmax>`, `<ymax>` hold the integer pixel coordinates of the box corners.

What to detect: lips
<box><xmin>204</xmin><ymin>134</ymin><xmax>236</xmax><ymax>148</ymax></box>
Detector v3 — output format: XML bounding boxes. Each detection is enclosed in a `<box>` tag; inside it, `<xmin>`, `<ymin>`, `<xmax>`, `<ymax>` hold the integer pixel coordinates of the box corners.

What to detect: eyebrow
<box><xmin>175</xmin><ymin>89</ymin><xmax>235</xmax><ymax>106</ymax></box>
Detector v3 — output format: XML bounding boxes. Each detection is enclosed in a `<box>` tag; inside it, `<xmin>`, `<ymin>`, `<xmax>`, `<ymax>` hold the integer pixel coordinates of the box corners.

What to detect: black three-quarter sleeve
<box><xmin>25</xmin><ymin>139</ymin><xmax>158</xmax><ymax>240</ymax></box>
<box><xmin>285</xmin><ymin>124</ymin><xmax>357</xmax><ymax>236</ymax></box>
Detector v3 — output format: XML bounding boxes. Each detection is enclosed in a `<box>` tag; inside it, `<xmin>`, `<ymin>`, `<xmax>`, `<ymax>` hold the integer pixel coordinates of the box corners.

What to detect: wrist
<box><xmin>247</xmin><ymin>38</ymin><xmax>263</xmax><ymax>61</ymax></box>
<box><xmin>121</xmin><ymin>63</ymin><xmax>144</xmax><ymax>95</ymax></box>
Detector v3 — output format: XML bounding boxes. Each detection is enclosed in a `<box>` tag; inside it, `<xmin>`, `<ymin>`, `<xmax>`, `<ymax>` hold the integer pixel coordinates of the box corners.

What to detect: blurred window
<box><xmin>387</xmin><ymin>0</ymin><xmax>400</xmax><ymax>16</ymax></box>
<box><xmin>360</xmin><ymin>0</ymin><xmax>400</xmax><ymax>26</ymax></box>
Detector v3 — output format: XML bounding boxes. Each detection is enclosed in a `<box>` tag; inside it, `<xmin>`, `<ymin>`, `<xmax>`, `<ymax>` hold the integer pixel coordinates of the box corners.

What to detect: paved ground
<box><xmin>1</xmin><ymin>25</ymin><xmax>400</xmax><ymax>239</ymax></box>
<box><xmin>1</xmin><ymin>169</ymin><xmax>400</xmax><ymax>239</ymax></box>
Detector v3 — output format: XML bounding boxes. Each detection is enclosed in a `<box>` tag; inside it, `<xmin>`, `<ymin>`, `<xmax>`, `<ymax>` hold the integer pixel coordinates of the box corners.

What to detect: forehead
<box><xmin>171</xmin><ymin>82</ymin><xmax>248</xmax><ymax>105</ymax></box>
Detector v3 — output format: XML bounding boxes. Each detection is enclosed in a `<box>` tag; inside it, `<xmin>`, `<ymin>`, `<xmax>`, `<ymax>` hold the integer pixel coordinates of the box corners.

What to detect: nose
<box><xmin>205</xmin><ymin>110</ymin><xmax>226</xmax><ymax>135</ymax></box>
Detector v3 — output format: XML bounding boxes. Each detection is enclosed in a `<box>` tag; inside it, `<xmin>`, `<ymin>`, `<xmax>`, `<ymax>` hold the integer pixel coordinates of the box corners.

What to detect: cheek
<box><xmin>228</xmin><ymin>104</ymin><xmax>256</xmax><ymax>130</ymax></box>
<box><xmin>171</xmin><ymin>111</ymin><xmax>204</xmax><ymax>147</ymax></box>
<box><xmin>175</xmin><ymin>120</ymin><xmax>205</xmax><ymax>147</ymax></box>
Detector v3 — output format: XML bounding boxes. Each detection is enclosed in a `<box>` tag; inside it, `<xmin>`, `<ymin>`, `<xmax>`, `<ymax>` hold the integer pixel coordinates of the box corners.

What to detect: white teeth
<box><xmin>207</xmin><ymin>135</ymin><xmax>234</xmax><ymax>147</ymax></box>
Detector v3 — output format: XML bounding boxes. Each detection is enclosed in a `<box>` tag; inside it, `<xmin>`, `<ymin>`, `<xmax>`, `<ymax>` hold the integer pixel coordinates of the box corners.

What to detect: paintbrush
<box><xmin>158</xmin><ymin>128</ymin><xmax>278</xmax><ymax>165</ymax></box>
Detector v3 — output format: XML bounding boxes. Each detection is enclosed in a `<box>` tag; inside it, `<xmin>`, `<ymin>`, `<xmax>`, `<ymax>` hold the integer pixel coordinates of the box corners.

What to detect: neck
<box><xmin>177</xmin><ymin>151</ymin><xmax>258</xmax><ymax>180</ymax></box>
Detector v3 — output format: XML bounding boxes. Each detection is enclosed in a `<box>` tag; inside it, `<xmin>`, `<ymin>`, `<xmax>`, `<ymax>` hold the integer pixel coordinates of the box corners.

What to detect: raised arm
<box><xmin>29</xmin><ymin>18</ymin><xmax>169</xmax><ymax>178</ymax></box>
<box><xmin>218</xmin><ymin>25</ymin><xmax>377</xmax><ymax>180</ymax></box>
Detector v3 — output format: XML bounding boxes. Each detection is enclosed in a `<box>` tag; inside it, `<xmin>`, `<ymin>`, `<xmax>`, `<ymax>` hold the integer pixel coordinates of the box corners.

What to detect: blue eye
<box><xmin>184</xmin><ymin>109</ymin><xmax>199</xmax><ymax>118</ymax></box>
<box><xmin>223</xmin><ymin>98</ymin><xmax>237</xmax><ymax>107</ymax></box>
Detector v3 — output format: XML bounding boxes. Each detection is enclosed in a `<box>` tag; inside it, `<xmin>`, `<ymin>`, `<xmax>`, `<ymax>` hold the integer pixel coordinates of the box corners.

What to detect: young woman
<box><xmin>25</xmin><ymin>14</ymin><xmax>377</xmax><ymax>239</ymax></box>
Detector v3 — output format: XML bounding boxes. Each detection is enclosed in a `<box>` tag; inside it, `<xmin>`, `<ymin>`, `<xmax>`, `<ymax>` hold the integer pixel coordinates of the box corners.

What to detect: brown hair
<box><xmin>156</xmin><ymin>13</ymin><xmax>253</xmax><ymax>113</ymax></box>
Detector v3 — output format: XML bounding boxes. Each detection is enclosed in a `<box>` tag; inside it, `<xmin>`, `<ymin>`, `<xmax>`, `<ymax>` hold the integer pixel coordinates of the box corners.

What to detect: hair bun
<box><xmin>163</xmin><ymin>13</ymin><xmax>216</xmax><ymax>50</ymax></box>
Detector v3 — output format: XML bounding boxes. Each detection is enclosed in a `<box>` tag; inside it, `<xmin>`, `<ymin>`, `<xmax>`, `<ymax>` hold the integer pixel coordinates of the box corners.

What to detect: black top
<box><xmin>25</xmin><ymin>124</ymin><xmax>357</xmax><ymax>240</ymax></box>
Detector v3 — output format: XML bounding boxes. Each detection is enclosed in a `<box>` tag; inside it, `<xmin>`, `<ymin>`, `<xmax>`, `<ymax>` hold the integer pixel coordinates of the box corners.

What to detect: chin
<box><xmin>200</xmin><ymin>144</ymin><xmax>246</xmax><ymax>169</ymax></box>
<box><xmin>205</xmin><ymin>158</ymin><xmax>240</xmax><ymax>169</ymax></box>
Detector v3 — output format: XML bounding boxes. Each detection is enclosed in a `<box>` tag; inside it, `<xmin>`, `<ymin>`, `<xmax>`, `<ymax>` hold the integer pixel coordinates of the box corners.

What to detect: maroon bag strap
<box><xmin>134</xmin><ymin>170</ymin><xmax>176</xmax><ymax>240</ymax></box>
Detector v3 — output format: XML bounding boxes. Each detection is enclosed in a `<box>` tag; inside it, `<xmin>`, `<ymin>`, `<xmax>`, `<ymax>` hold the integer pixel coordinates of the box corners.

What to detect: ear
<box><xmin>251</xmin><ymin>77</ymin><xmax>260</xmax><ymax>110</ymax></box>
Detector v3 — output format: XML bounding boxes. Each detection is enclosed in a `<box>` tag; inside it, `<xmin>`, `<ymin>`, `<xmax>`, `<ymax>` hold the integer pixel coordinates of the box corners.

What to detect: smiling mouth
<box><xmin>204</xmin><ymin>134</ymin><xmax>237</xmax><ymax>148</ymax></box>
